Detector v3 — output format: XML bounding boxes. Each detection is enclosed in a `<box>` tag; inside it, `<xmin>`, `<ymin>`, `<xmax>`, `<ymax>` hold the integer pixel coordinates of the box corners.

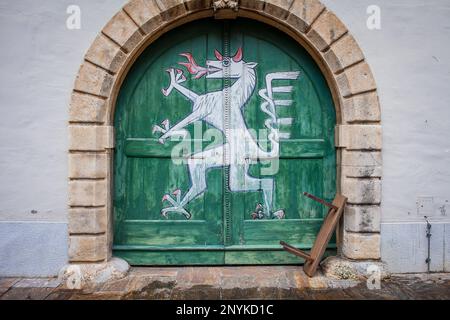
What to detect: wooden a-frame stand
<box><xmin>280</xmin><ymin>192</ymin><xmax>347</xmax><ymax>277</ymax></box>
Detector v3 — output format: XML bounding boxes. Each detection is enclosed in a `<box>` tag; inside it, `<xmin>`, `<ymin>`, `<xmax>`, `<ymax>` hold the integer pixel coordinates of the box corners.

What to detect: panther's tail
<box><xmin>257</xmin><ymin>71</ymin><xmax>300</xmax><ymax>159</ymax></box>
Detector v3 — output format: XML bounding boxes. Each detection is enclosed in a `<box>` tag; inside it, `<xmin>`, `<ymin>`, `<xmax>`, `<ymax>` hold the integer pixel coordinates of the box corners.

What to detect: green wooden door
<box><xmin>113</xmin><ymin>19</ymin><xmax>336</xmax><ymax>265</ymax></box>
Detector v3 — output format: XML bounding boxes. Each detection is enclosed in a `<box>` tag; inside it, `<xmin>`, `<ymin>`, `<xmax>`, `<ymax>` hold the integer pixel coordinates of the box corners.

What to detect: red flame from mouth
<box><xmin>178</xmin><ymin>52</ymin><xmax>208</xmax><ymax>79</ymax></box>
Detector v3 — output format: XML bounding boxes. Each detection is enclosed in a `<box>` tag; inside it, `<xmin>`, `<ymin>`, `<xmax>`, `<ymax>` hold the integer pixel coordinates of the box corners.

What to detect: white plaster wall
<box><xmin>322</xmin><ymin>0</ymin><xmax>450</xmax><ymax>272</ymax></box>
<box><xmin>0</xmin><ymin>0</ymin><xmax>449</xmax><ymax>275</ymax></box>
<box><xmin>0</xmin><ymin>0</ymin><xmax>127</xmax><ymax>276</ymax></box>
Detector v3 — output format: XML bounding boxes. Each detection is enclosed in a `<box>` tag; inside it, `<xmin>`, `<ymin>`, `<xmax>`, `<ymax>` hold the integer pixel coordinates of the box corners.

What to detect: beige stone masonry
<box><xmin>344</xmin><ymin>205</ymin><xmax>381</xmax><ymax>233</ymax></box>
<box><xmin>69</xmin><ymin>125</ymin><xmax>114</xmax><ymax>151</ymax></box>
<box><xmin>342</xmin><ymin>177</ymin><xmax>381</xmax><ymax>205</ymax></box>
<box><xmin>103</xmin><ymin>10</ymin><xmax>144</xmax><ymax>53</ymax></box>
<box><xmin>264</xmin><ymin>0</ymin><xmax>295</xmax><ymax>20</ymax></box>
<box><xmin>186</xmin><ymin>0</ymin><xmax>214</xmax><ymax>11</ymax></box>
<box><xmin>74</xmin><ymin>62</ymin><xmax>114</xmax><ymax>98</ymax></box>
<box><xmin>69</xmin><ymin>92</ymin><xmax>107</xmax><ymax>123</ymax></box>
<box><xmin>156</xmin><ymin>0</ymin><xmax>188</xmax><ymax>21</ymax></box>
<box><xmin>336</xmin><ymin>62</ymin><xmax>377</xmax><ymax>97</ymax></box>
<box><xmin>286</xmin><ymin>0</ymin><xmax>325</xmax><ymax>33</ymax></box>
<box><xmin>307</xmin><ymin>10</ymin><xmax>347</xmax><ymax>51</ymax></box>
<box><xmin>68</xmin><ymin>180</ymin><xmax>107</xmax><ymax>207</ymax></box>
<box><xmin>123</xmin><ymin>0</ymin><xmax>163</xmax><ymax>34</ymax></box>
<box><xmin>69</xmin><ymin>208</ymin><xmax>107</xmax><ymax>234</ymax></box>
<box><xmin>69</xmin><ymin>235</ymin><xmax>107</xmax><ymax>262</ymax></box>
<box><xmin>324</xmin><ymin>33</ymin><xmax>364</xmax><ymax>74</ymax></box>
<box><xmin>342</xmin><ymin>91</ymin><xmax>381</xmax><ymax>123</ymax></box>
<box><xmin>85</xmin><ymin>34</ymin><xmax>126</xmax><ymax>73</ymax></box>
<box><xmin>85</xmin><ymin>34</ymin><xmax>127</xmax><ymax>74</ymax></box>
<box><xmin>341</xmin><ymin>150</ymin><xmax>382</xmax><ymax>178</ymax></box>
<box><xmin>335</xmin><ymin>124</ymin><xmax>382</xmax><ymax>150</ymax></box>
<box><xmin>67</xmin><ymin>0</ymin><xmax>383</xmax><ymax>269</ymax></box>
<box><xmin>342</xmin><ymin>231</ymin><xmax>381</xmax><ymax>260</ymax></box>
<box><xmin>69</xmin><ymin>153</ymin><xmax>108</xmax><ymax>179</ymax></box>
<box><xmin>240</xmin><ymin>0</ymin><xmax>265</xmax><ymax>11</ymax></box>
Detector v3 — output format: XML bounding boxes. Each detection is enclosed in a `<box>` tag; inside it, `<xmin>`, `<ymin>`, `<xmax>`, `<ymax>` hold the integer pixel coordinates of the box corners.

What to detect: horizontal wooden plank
<box><xmin>113</xmin><ymin>243</ymin><xmax>337</xmax><ymax>251</ymax></box>
<box><xmin>113</xmin><ymin>248</ymin><xmax>337</xmax><ymax>265</ymax></box>
<box><xmin>124</xmin><ymin>138</ymin><xmax>325</xmax><ymax>159</ymax></box>
<box><xmin>225</xmin><ymin>249</ymin><xmax>337</xmax><ymax>265</ymax></box>
<box><xmin>243</xmin><ymin>219</ymin><xmax>334</xmax><ymax>246</ymax></box>
<box><xmin>117</xmin><ymin>220</ymin><xmax>222</xmax><ymax>246</ymax></box>
<box><xmin>115</xmin><ymin>250</ymin><xmax>225</xmax><ymax>265</ymax></box>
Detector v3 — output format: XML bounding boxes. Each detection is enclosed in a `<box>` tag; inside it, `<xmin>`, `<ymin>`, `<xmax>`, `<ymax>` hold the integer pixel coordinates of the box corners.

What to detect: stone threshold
<box><xmin>1</xmin><ymin>269</ymin><xmax>449</xmax><ymax>300</ymax></box>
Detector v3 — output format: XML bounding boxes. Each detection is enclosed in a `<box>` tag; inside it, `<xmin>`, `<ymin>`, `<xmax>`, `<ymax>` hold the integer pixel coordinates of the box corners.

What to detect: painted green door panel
<box><xmin>113</xmin><ymin>18</ymin><xmax>336</xmax><ymax>265</ymax></box>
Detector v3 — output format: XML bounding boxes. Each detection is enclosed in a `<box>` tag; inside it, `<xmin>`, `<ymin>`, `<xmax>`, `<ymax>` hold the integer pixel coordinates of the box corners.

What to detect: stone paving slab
<box><xmin>0</xmin><ymin>269</ymin><xmax>449</xmax><ymax>300</ymax></box>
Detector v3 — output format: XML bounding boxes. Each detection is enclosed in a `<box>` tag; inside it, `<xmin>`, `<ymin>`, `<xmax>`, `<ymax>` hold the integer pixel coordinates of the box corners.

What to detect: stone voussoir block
<box><xmin>74</xmin><ymin>62</ymin><xmax>114</xmax><ymax>98</ymax></box>
<box><xmin>102</xmin><ymin>10</ymin><xmax>144</xmax><ymax>53</ymax></box>
<box><xmin>240</xmin><ymin>0</ymin><xmax>266</xmax><ymax>11</ymax></box>
<box><xmin>336</xmin><ymin>62</ymin><xmax>377</xmax><ymax>97</ymax></box>
<box><xmin>185</xmin><ymin>0</ymin><xmax>213</xmax><ymax>11</ymax></box>
<box><xmin>324</xmin><ymin>33</ymin><xmax>364</xmax><ymax>74</ymax></box>
<box><xmin>341</xmin><ymin>150</ymin><xmax>382</xmax><ymax>178</ymax></box>
<box><xmin>336</xmin><ymin>124</ymin><xmax>382</xmax><ymax>150</ymax></box>
<box><xmin>264</xmin><ymin>0</ymin><xmax>295</xmax><ymax>20</ymax></box>
<box><xmin>307</xmin><ymin>9</ymin><xmax>347</xmax><ymax>52</ymax></box>
<box><xmin>342</xmin><ymin>177</ymin><xmax>381</xmax><ymax>205</ymax></box>
<box><xmin>69</xmin><ymin>153</ymin><xmax>108</xmax><ymax>179</ymax></box>
<box><xmin>69</xmin><ymin>208</ymin><xmax>107</xmax><ymax>234</ymax></box>
<box><xmin>69</xmin><ymin>92</ymin><xmax>106</xmax><ymax>123</ymax></box>
<box><xmin>68</xmin><ymin>180</ymin><xmax>107</xmax><ymax>207</ymax></box>
<box><xmin>69</xmin><ymin>125</ymin><xmax>114</xmax><ymax>151</ymax></box>
<box><xmin>156</xmin><ymin>0</ymin><xmax>188</xmax><ymax>21</ymax></box>
<box><xmin>344</xmin><ymin>205</ymin><xmax>381</xmax><ymax>232</ymax></box>
<box><xmin>286</xmin><ymin>0</ymin><xmax>325</xmax><ymax>33</ymax></box>
<box><xmin>69</xmin><ymin>235</ymin><xmax>107</xmax><ymax>262</ymax></box>
<box><xmin>85</xmin><ymin>34</ymin><xmax>127</xmax><ymax>74</ymax></box>
<box><xmin>342</xmin><ymin>231</ymin><xmax>381</xmax><ymax>260</ymax></box>
<box><xmin>342</xmin><ymin>91</ymin><xmax>381</xmax><ymax>123</ymax></box>
<box><xmin>124</xmin><ymin>0</ymin><xmax>164</xmax><ymax>34</ymax></box>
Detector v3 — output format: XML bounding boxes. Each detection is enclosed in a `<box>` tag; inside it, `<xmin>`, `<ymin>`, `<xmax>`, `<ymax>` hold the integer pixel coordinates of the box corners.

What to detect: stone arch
<box><xmin>67</xmin><ymin>0</ymin><xmax>382</xmax><ymax>267</ymax></box>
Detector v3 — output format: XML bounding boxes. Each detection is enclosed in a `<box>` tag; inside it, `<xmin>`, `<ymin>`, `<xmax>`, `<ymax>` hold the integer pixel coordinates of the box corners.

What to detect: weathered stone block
<box><xmin>341</xmin><ymin>178</ymin><xmax>381</xmax><ymax>204</ymax></box>
<box><xmin>74</xmin><ymin>63</ymin><xmax>114</xmax><ymax>98</ymax></box>
<box><xmin>185</xmin><ymin>0</ymin><xmax>213</xmax><ymax>11</ymax></box>
<box><xmin>124</xmin><ymin>0</ymin><xmax>163</xmax><ymax>34</ymax></box>
<box><xmin>342</xmin><ymin>231</ymin><xmax>381</xmax><ymax>260</ymax></box>
<box><xmin>322</xmin><ymin>256</ymin><xmax>388</xmax><ymax>279</ymax></box>
<box><xmin>69</xmin><ymin>92</ymin><xmax>106</xmax><ymax>123</ymax></box>
<box><xmin>324</xmin><ymin>33</ymin><xmax>364</xmax><ymax>73</ymax></box>
<box><xmin>341</xmin><ymin>150</ymin><xmax>382</xmax><ymax>178</ymax></box>
<box><xmin>69</xmin><ymin>208</ymin><xmax>107</xmax><ymax>234</ymax></box>
<box><xmin>68</xmin><ymin>180</ymin><xmax>107</xmax><ymax>207</ymax></box>
<box><xmin>342</xmin><ymin>91</ymin><xmax>381</xmax><ymax>123</ymax></box>
<box><xmin>102</xmin><ymin>10</ymin><xmax>143</xmax><ymax>53</ymax></box>
<box><xmin>59</xmin><ymin>258</ymin><xmax>129</xmax><ymax>289</ymax></box>
<box><xmin>156</xmin><ymin>0</ymin><xmax>187</xmax><ymax>21</ymax></box>
<box><xmin>85</xmin><ymin>34</ymin><xmax>127</xmax><ymax>74</ymax></box>
<box><xmin>68</xmin><ymin>153</ymin><xmax>108</xmax><ymax>179</ymax></box>
<box><xmin>307</xmin><ymin>10</ymin><xmax>347</xmax><ymax>51</ymax></box>
<box><xmin>68</xmin><ymin>235</ymin><xmax>107</xmax><ymax>262</ymax></box>
<box><xmin>344</xmin><ymin>205</ymin><xmax>381</xmax><ymax>232</ymax></box>
<box><xmin>240</xmin><ymin>0</ymin><xmax>265</xmax><ymax>10</ymax></box>
<box><xmin>286</xmin><ymin>0</ymin><xmax>324</xmax><ymax>33</ymax></box>
<box><xmin>68</xmin><ymin>125</ymin><xmax>114</xmax><ymax>151</ymax></box>
<box><xmin>264</xmin><ymin>0</ymin><xmax>294</xmax><ymax>20</ymax></box>
<box><xmin>336</xmin><ymin>62</ymin><xmax>377</xmax><ymax>97</ymax></box>
<box><xmin>335</xmin><ymin>125</ymin><xmax>382</xmax><ymax>150</ymax></box>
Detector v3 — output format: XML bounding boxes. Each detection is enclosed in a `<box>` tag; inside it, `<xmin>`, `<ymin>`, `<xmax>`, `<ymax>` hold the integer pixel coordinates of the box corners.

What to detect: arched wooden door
<box><xmin>113</xmin><ymin>19</ymin><xmax>336</xmax><ymax>265</ymax></box>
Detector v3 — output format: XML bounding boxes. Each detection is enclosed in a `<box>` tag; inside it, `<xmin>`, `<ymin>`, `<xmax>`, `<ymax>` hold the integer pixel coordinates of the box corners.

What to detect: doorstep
<box><xmin>1</xmin><ymin>270</ymin><xmax>450</xmax><ymax>300</ymax></box>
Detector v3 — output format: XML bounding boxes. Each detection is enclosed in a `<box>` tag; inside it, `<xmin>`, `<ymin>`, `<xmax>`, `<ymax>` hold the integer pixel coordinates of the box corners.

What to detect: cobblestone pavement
<box><xmin>1</xmin><ymin>267</ymin><xmax>449</xmax><ymax>300</ymax></box>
